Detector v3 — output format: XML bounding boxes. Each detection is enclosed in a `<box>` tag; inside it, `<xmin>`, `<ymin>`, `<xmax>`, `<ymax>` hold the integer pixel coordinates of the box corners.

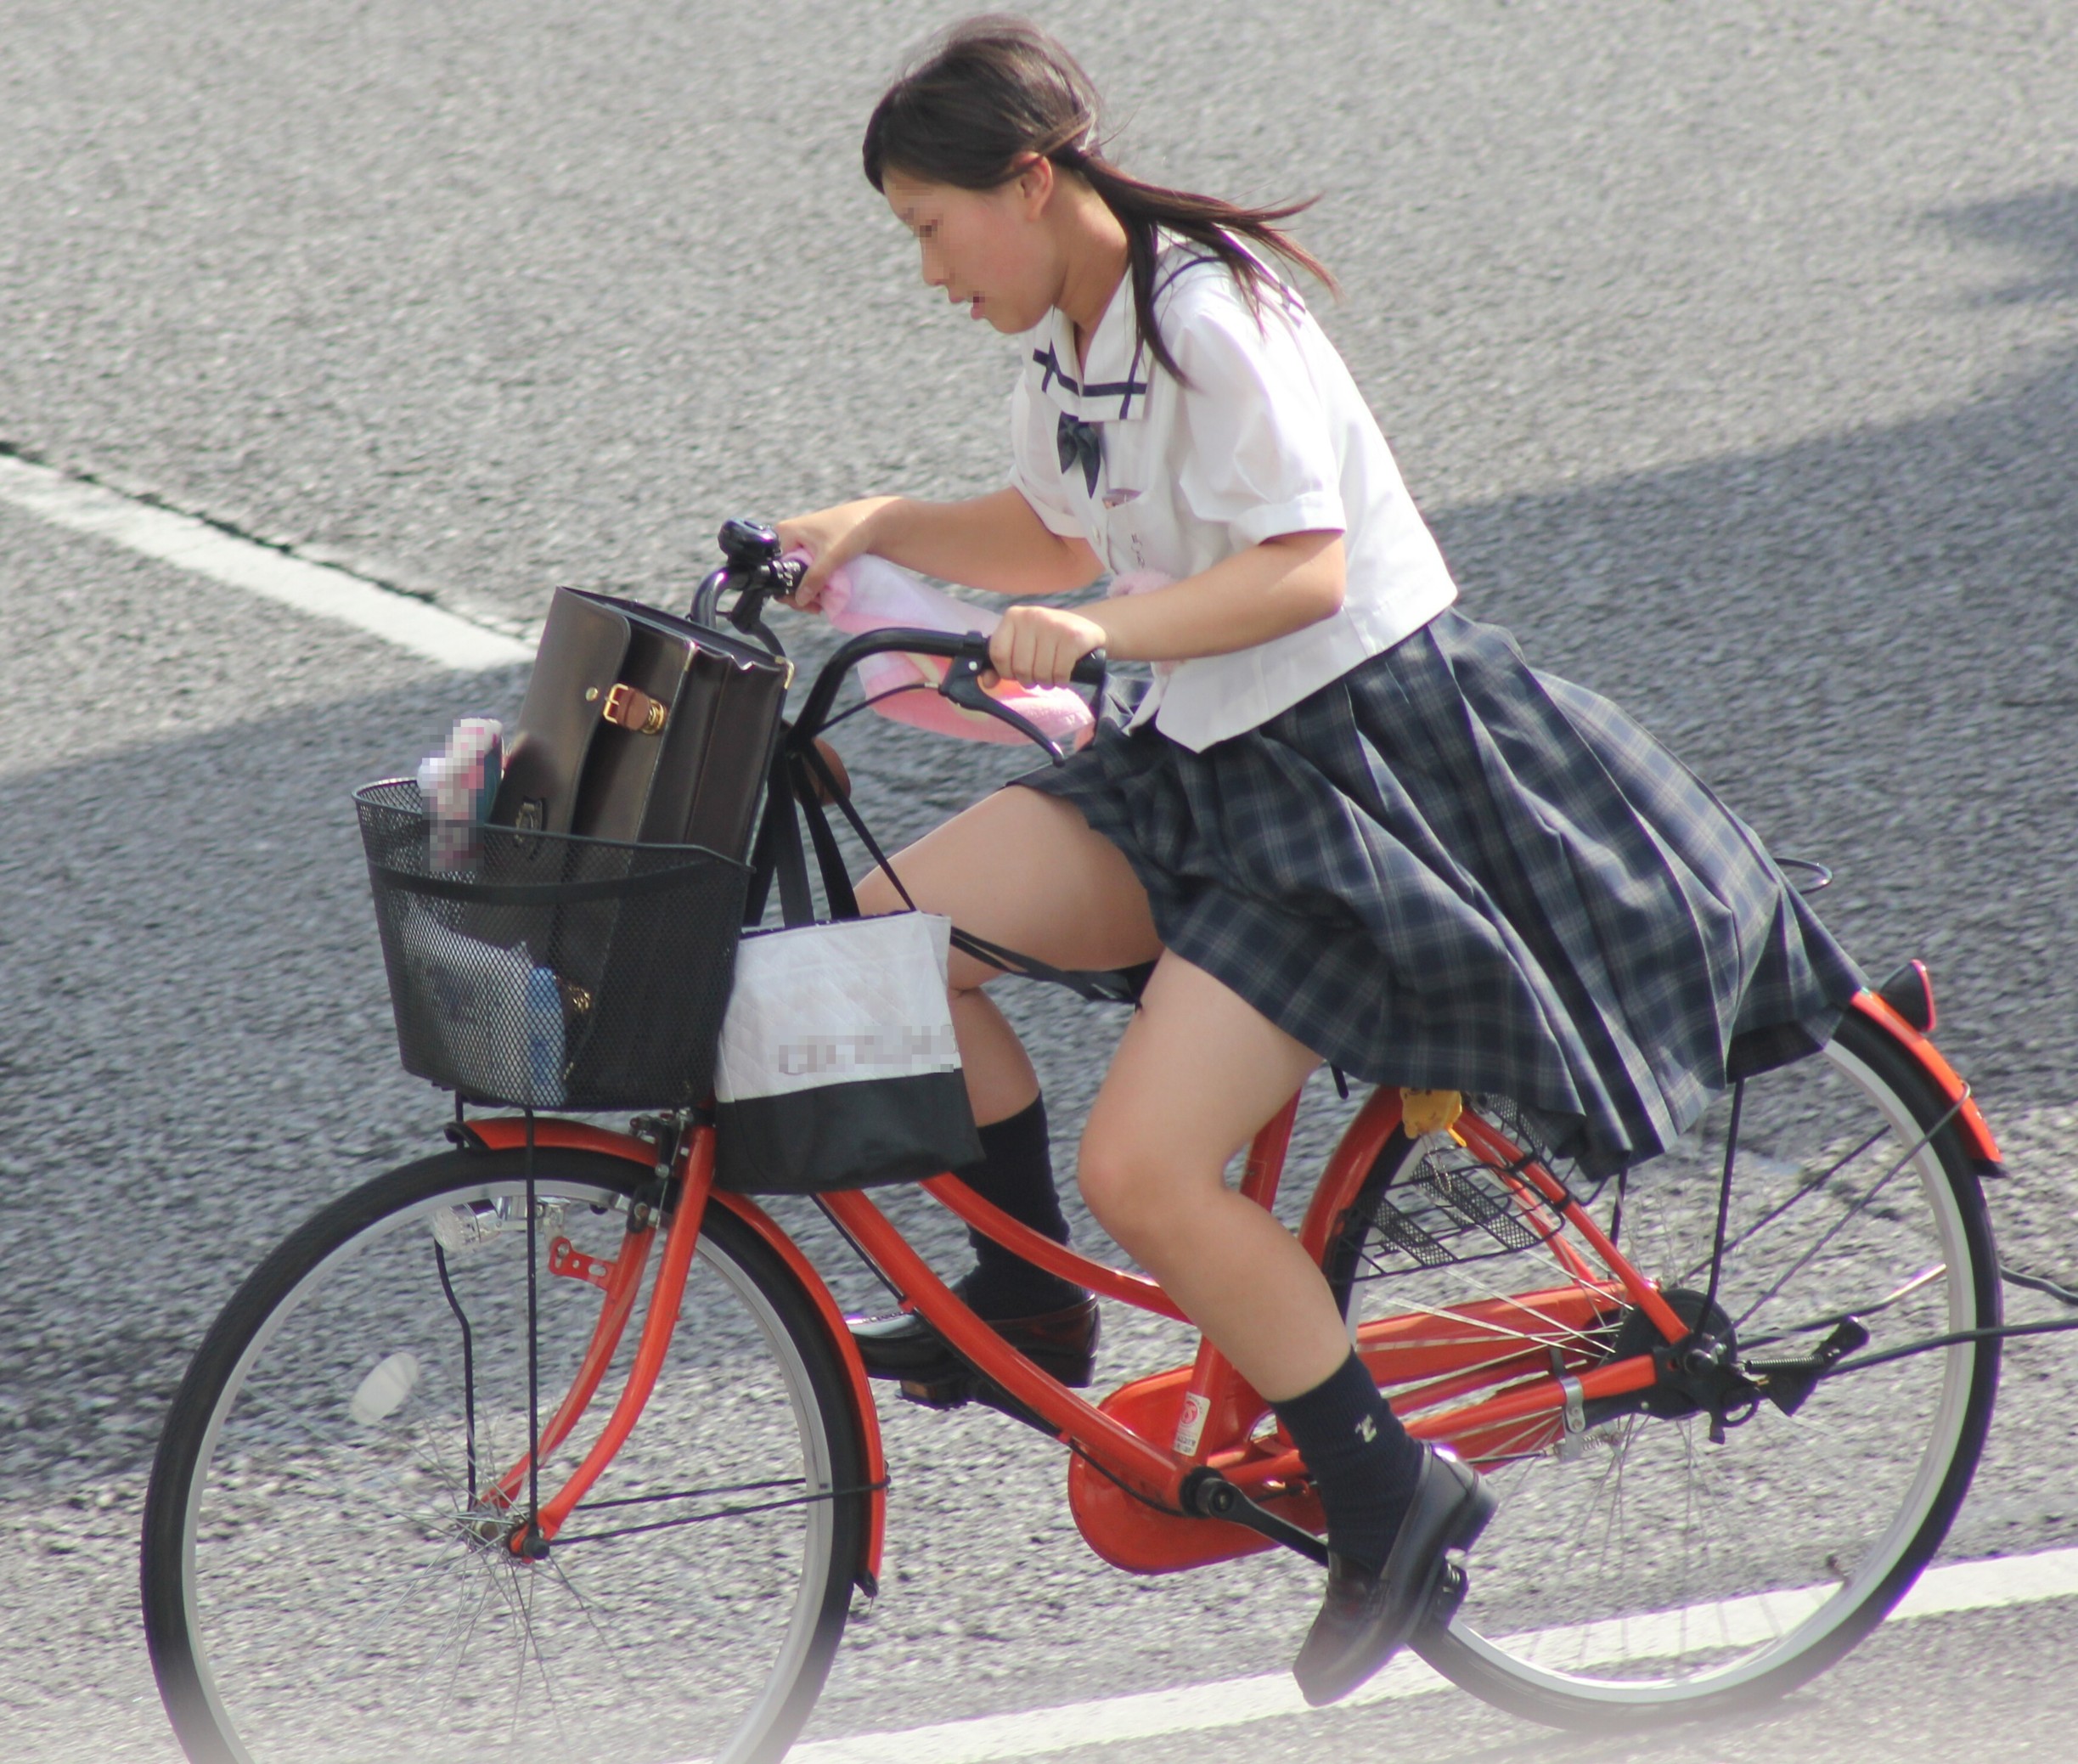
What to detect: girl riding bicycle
<box><xmin>779</xmin><ymin>15</ymin><xmax>1861</xmax><ymax>1705</ymax></box>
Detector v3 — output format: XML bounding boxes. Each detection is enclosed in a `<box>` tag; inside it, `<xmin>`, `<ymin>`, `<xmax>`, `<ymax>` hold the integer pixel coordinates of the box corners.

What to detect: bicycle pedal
<box><xmin>898</xmin><ymin>1375</ymin><xmax>973</xmax><ymax>1411</ymax></box>
<box><xmin>1424</xmin><ymin>1559</ymin><xmax>1469</xmax><ymax>1629</ymax></box>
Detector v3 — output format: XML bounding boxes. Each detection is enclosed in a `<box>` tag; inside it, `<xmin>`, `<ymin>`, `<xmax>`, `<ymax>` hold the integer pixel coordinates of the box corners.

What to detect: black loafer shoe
<box><xmin>848</xmin><ymin>1293</ymin><xmax>1100</xmax><ymax>1388</ymax></box>
<box><xmin>1292</xmin><ymin>1446</ymin><xmax>1496</xmax><ymax>1707</ymax></box>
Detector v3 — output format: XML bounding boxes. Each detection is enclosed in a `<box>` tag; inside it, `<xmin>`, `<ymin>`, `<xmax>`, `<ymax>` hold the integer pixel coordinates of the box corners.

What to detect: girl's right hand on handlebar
<box><xmin>774</xmin><ymin>498</ymin><xmax>899</xmax><ymax>608</ymax></box>
<box><xmin>988</xmin><ymin>603</ymin><xmax>1108</xmax><ymax>690</ymax></box>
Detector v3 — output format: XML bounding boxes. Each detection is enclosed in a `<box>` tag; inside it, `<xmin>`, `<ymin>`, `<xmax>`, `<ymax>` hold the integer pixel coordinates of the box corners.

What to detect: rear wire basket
<box><xmin>1349</xmin><ymin>1096</ymin><xmax>1593</xmax><ymax>1282</ymax></box>
<box><xmin>356</xmin><ymin>780</ymin><xmax>748</xmax><ymax>1110</ymax></box>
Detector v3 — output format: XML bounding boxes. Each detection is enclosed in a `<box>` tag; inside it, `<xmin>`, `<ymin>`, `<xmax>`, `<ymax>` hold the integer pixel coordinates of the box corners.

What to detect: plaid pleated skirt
<box><xmin>1019</xmin><ymin>608</ymin><xmax>1864</xmax><ymax>1178</ymax></box>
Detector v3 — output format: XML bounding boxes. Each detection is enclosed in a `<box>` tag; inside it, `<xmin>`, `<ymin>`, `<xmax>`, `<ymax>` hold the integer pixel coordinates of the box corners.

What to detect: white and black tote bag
<box><xmin>712</xmin><ymin>907</ymin><xmax>981</xmax><ymax>1192</ymax></box>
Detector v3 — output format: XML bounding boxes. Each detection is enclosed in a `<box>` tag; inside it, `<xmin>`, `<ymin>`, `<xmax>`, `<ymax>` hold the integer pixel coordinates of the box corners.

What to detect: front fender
<box><xmin>459</xmin><ymin>1115</ymin><xmax>888</xmax><ymax>1591</ymax></box>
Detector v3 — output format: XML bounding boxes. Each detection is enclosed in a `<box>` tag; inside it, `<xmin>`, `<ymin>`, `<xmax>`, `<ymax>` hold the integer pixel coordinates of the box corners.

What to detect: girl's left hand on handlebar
<box><xmin>987</xmin><ymin>604</ymin><xmax>1108</xmax><ymax>688</ymax></box>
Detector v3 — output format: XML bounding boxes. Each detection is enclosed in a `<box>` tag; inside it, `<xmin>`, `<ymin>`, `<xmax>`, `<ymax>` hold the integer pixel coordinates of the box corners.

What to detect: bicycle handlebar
<box><xmin>693</xmin><ymin>516</ymin><xmax>1108</xmax><ymax>760</ymax></box>
<box><xmin>792</xmin><ymin>627</ymin><xmax>1107</xmax><ymax>757</ymax></box>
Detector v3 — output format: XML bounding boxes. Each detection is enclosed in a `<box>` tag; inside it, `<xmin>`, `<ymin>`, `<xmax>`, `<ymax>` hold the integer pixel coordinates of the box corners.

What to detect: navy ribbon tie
<box><xmin>1056</xmin><ymin>412</ymin><xmax>1103</xmax><ymax>495</ymax></box>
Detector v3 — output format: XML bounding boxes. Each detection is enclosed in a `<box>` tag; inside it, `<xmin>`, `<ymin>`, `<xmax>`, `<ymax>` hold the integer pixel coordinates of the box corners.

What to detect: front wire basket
<box><xmin>356</xmin><ymin>780</ymin><xmax>748</xmax><ymax>1110</ymax></box>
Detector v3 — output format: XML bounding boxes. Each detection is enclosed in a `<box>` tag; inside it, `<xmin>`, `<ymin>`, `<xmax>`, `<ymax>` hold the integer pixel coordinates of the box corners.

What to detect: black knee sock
<box><xmin>954</xmin><ymin>1095</ymin><xmax>1084</xmax><ymax>1318</ymax></box>
<box><xmin>1271</xmin><ymin>1351</ymin><xmax>1426</xmax><ymax>1576</ymax></box>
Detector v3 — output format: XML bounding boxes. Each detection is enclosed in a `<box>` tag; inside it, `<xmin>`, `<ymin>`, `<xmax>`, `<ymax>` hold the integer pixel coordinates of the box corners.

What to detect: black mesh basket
<box><xmin>1349</xmin><ymin>1096</ymin><xmax>1584</xmax><ymax>1282</ymax></box>
<box><xmin>356</xmin><ymin>780</ymin><xmax>748</xmax><ymax>1110</ymax></box>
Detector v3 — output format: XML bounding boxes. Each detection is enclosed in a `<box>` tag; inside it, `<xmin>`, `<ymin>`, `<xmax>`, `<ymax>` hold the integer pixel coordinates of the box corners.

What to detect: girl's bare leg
<box><xmin>854</xmin><ymin>785</ymin><xmax>1161</xmax><ymax>1124</ymax></box>
<box><xmin>1078</xmin><ymin>953</ymin><xmax>1350</xmax><ymax>1401</ymax></box>
<box><xmin>855</xmin><ymin>777</ymin><xmax>1447</xmax><ymax>1675</ymax></box>
<box><xmin>857</xmin><ymin>786</ymin><xmax>1349</xmax><ymax>1393</ymax></box>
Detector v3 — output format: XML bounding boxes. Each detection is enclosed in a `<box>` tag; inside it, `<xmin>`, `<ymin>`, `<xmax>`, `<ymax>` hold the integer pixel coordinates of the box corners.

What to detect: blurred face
<box><xmin>882</xmin><ymin>165</ymin><xmax>1060</xmax><ymax>335</ymax></box>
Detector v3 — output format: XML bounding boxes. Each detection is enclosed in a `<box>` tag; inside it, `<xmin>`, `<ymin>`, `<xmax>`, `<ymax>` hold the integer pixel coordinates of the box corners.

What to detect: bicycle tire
<box><xmin>1322</xmin><ymin>1006</ymin><xmax>2000</xmax><ymax>1730</ymax></box>
<box><xmin>142</xmin><ymin>1146</ymin><xmax>868</xmax><ymax>1764</ymax></box>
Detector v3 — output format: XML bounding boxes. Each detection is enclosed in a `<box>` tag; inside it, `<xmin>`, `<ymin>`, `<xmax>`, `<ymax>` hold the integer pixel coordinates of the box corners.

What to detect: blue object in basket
<box><xmin>526</xmin><ymin>962</ymin><xmax>564</xmax><ymax>1105</ymax></box>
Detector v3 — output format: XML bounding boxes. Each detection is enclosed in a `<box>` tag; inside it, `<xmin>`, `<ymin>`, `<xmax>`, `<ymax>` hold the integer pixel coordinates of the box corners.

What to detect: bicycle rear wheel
<box><xmin>1323</xmin><ymin>1006</ymin><xmax>1999</xmax><ymax>1728</ymax></box>
<box><xmin>142</xmin><ymin>1146</ymin><xmax>868</xmax><ymax>1764</ymax></box>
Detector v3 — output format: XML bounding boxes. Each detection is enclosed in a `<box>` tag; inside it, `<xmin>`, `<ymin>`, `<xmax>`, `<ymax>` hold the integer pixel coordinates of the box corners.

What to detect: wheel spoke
<box><xmin>1680</xmin><ymin>1126</ymin><xmax>1886</xmax><ymax>1282</ymax></box>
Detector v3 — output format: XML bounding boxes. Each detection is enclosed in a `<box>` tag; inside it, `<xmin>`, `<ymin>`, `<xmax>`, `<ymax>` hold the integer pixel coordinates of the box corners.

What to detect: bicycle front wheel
<box><xmin>1325</xmin><ymin>1006</ymin><xmax>2000</xmax><ymax>1728</ymax></box>
<box><xmin>142</xmin><ymin>1146</ymin><xmax>868</xmax><ymax>1764</ymax></box>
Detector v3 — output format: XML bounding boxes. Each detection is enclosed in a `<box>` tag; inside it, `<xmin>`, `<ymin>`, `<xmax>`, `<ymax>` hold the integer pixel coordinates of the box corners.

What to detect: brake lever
<box><xmin>939</xmin><ymin>644</ymin><xmax>1066</xmax><ymax>763</ymax></box>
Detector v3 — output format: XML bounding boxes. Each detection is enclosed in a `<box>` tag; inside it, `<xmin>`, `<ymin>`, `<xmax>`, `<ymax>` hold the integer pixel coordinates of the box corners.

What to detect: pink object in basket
<box><xmin>805</xmin><ymin>552</ymin><xmax>1097</xmax><ymax>747</ymax></box>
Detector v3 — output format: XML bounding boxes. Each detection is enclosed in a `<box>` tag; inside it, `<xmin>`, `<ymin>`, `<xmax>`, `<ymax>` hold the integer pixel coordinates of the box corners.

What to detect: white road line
<box><xmin>787</xmin><ymin>1547</ymin><xmax>2078</xmax><ymax>1764</ymax></box>
<box><xmin>0</xmin><ymin>451</ymin><xmax>532</xmax><ymax>670</ymax></box>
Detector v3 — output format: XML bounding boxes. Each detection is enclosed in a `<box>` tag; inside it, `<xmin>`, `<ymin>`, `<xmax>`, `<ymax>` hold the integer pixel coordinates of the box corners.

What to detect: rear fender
<box><xmin>458</xmin><ymin>1116</ymin><xmax>887</xmax><ymax>1590</ymax></box>
<box><xmin>1847</xmin><ymin>990</ymin><xmax>2003</xmax><ymax>1171</ymax></box>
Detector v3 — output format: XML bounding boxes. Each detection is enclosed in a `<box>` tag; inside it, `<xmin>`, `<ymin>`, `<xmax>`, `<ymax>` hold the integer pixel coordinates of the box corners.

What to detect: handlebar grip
<box><xmin>948</xmin><ymin>632</ymin><xmax>1108</xmax><ymax>689</ymax></box>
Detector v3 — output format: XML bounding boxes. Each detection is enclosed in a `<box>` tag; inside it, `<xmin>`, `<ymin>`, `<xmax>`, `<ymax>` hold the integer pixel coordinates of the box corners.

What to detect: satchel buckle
<box><xmin>601</xmin><ymin>682</ymin><xmax>667</xmax><ymax>735</ymax></box>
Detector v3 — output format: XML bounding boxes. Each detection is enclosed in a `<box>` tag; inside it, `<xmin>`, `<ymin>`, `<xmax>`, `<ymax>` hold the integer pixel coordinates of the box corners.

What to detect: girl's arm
<box><xmin>778</xmin><ymin>487</ymin><xmax>1104</xmax><ymax>604</ymax></box>
<box><xmin>988</xmin><ymin>530</ymin><xmax>1345</xmax><ymax>687</ymax></box>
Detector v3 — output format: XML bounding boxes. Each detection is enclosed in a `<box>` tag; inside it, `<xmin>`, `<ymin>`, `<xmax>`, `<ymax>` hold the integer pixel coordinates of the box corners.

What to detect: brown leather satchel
<box><xmin>492</xmin><ymin>587</ymin><xmax>791</xmax><ymax>860</ymax></box>
<box><xmin>472</xmin><ymin>587</ymin><xmax>790</xmax><ymax>1103</ymax></box>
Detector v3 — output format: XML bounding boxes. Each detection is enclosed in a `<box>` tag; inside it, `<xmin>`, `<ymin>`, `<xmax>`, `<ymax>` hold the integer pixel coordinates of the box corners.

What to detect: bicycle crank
<box><xmin>1180</xmin><ymin>1467</ymin><xmax>1330</xmax><ymax>1567</ymax></box>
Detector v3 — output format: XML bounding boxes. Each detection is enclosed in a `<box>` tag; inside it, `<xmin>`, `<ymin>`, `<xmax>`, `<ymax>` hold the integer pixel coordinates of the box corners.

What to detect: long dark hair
<box><xmin>862</xmin><ymin>15</ymin><xmax>1337</xmax><ymax>381</ymax></box>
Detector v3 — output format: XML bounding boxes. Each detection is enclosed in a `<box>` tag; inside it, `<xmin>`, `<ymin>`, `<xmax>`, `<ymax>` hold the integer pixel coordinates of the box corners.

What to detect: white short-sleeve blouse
<box><xmin>1009</xmin><ymin>240</ymin><xmax>1457</xmax><ymax>752</ymax></box>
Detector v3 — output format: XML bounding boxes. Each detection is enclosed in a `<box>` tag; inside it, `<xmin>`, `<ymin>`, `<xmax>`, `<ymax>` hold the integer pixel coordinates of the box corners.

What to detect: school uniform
<box><xmin>1011</xmin><ymin>239</ymin><xmax>1863</xmax><ymax>1178</ymax></box>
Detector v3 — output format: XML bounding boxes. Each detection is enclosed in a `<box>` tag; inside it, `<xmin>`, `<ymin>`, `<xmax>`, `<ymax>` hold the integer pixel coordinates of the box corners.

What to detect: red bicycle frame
<box><xmin>466</xmin><ymin>983</ymin><xmax>2000</xmax><ymax>1578</ymax></box>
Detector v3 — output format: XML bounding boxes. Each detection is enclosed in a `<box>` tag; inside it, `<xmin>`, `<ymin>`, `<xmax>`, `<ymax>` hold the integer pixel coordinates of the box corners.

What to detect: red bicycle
<box><xmin>142</xmin><ymin>549</ymin><xmax>2009</xmax><ymax>1764</ymax></box>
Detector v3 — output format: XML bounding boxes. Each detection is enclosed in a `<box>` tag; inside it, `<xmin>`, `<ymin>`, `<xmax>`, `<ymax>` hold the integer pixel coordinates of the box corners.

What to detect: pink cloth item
<box><xmin>802</xmin><ymin>552</ymin><xmax>1095</xmax><ymax>747</ymax></box>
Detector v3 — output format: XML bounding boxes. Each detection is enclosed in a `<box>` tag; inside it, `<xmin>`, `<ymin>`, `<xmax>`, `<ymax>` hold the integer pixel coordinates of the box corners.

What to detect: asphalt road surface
<box><xmin>3</xmin><ymin>3</ymin><xmax>2076</xmax><ymax>1761</ymax></box>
